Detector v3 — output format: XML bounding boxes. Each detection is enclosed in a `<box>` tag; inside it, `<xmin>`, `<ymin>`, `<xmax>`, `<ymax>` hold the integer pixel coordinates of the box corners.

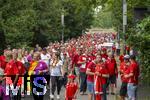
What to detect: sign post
<box><xmin>61</xmin><ymin>13</ymin><xmax>64</xmax><ymax>43</ymax></box>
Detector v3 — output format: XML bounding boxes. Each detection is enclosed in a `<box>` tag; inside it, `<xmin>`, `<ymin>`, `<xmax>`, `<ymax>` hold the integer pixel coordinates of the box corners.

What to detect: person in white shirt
<box><xmin>40</xmin><ymin>48</ymin><xmax>51</xmax><ymax>91</ymax></box>
<box><xmin>50</xmin><ymin>52</ymin><xmax>63</xmax><ymax>99</ymax></box>
<box><xmin>40</xmin><ymin>48</ymin><xmax>51</xmax><ymax>67</ymax></box>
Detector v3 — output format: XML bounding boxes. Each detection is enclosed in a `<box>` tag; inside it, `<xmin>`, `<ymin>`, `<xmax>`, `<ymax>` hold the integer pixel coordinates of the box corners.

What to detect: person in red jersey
<box><xmin>94</xmin><ymin>55</ymin><xmax>109</xmax><ymax>100</ymax></box>
<box><xmin>65</xmin><ymin>74</ymin><xmax>78</xmax><ymax>100</ymax></box>
<box><xmin>5</xmin><ymin>50</ymin><xmax>25</xmax><ymax>100</ymax></box>
<box><xmin>124</xmin><ymin>55</ymin><xmax>140</xmax><ymax>100</ymax></box>
<box><xmin>106</xmin><ymin>53</ymin><xmax>117</xmax><ymax>95</ymax></box>
<box><xmin>86</xmin><ymin>55</ymin><xmax>99</xmax><ymax>100</ymax></box>
<box><xmin>119</xmin><ymin>54</ymin><xmax>125</xmax><ymax>64</ymax></box>
<box><xmin>0</xmin><ymin>52</ymin><xmax>10</xmax><ymax>100</ymax></box>
<box><xmin>0</xmin><ymin>50</ymin><xmax>11</xmax><ymax>70</ymax></box>
<box><xmin>72</xmin><ymin>48</ymin><xmax>81</xmax><ymax>72</ymax></box>
<box><xmin>78</xmin><ymin>49</ymin><xmax>87</xmax><ymax>95</ymax></box>
<box><xmin>73</xmin><ymin>48</ymin><xmax>82</xmax><ymax>85</ymax></box>
<box><xmin>101</xmin><ymin>48</ymin><xmax>108</xmax><ymax>62</ymax></box>
<box><xmin>119</xmin><ymin>55</ymin><xmax>130</xmax><ymax>100</ymax></box>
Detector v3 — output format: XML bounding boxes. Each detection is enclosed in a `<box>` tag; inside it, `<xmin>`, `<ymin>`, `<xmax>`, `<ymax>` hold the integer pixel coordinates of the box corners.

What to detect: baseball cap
<box><xmin>124</xmin><ymin>55</ymin><xmax>130</xmax><ymax>59</ymax></box>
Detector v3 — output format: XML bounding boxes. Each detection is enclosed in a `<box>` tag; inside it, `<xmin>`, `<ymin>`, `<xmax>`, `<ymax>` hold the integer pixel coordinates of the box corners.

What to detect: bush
<box><xmin>127</xmin><ymin>16</ymin><xmax>150</xmax><ymax>85</ymax></box>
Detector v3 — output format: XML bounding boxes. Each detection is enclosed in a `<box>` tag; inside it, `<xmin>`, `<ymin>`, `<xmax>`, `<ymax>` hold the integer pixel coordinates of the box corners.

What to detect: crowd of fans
<box><xmin>0</xmin><ymin>33</ymin><xmax>139</xmax><ymax>100</ymax></box>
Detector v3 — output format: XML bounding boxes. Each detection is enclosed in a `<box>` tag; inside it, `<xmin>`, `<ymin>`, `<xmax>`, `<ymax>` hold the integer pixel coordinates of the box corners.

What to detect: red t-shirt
<box><xmin>128</xmin><ymin>61</ymin><xmax>139</xmax><ymax>84</ymax></box>
<box><xmin>106</xmin><ymin>58</ymin><xmax>117</xmax><ymax>75</ymax></box>
<box><xmin>120</xmin><ymin>62</ymin><xmax>129</xmax><ymax>83</ymax></box>
<box><xmin>87</xmin><ymin>62</ymin><xmax>96</xmax><ymax>82</ymax></box>
<box><xmin>72</xmin><ymin>53</ymin><xmax>79</xmax><ymax>68</ymax></box>
<box><xmin>85</xmin><ymin>56</ymin><xmax>96</xmax><ymax>72</ymax></box>
<box><xmin>17</xmin><ymin>62</ymin><xmax>26</xmax><ymax>75</ymax></box>
<box><xmin>78</xmin><ymin>55</ymin><xmax>87</xmax><ymax>72</ymax></box>
<box><xmin>101</xmin><ymin>54</ymin><xmax>108</xmax><ymax>60</ymax></box>
<box><xmin>66</xmin><ymin>82</ymin><xmax>78</xmax><ymax>98</ymax></box>
<box><xmin>96</xmin><ymin>63</ymin><xmax>109</xmax><ymax>84</ymax></box>
<box><xmin>86</xmin><ymin>56</ymin><xmax>96</xmax><ymax>63</ymax></box>
<box><xmin>5</xmin><ymin>60</ymin><xmax>25</xmax><ymax>75</ymax></box>
<box><xmin>5</xmin><ymin>60</ymin><xmax>19</xmax><ymax>75</ymax></box>
<box><xmin>119</xmin><ymin>55</ymin><xmax>124</xmax><ymax>63</ymax></box>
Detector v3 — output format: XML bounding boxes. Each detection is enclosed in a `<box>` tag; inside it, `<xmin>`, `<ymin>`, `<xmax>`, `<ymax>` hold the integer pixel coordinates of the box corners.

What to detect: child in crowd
<box><xmin>65</xmin><ymin>74</ymin><xmax>78</xmax><ymax>100</ymax></box>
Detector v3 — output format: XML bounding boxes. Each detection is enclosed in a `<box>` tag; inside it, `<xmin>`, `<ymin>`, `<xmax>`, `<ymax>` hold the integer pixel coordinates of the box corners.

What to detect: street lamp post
<box><xmin>123</xmin><ymin>0</ymin><xmax>127</xmax><ymax>53</ymax></box>
<box><xmin>61</xmin><ymin>13</ymin><xmax>64</xmax><ymax>43</ymax></box>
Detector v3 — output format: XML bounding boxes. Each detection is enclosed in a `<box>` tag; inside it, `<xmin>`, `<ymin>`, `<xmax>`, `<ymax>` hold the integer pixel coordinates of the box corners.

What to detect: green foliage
<box><xmin>92</xmin><ymin>6</ymin><xmax>113</xmax><ymax>28</ymax></box>
<box><xmin>127</xmin><ymin>16</ymin><xmax>150</xmax><ymax>84</ymax></box>
<box><xmin>93</xmin><ymin>0</ymin><xmax>150</xmax><ymax>84</ymax></box>
<box><xmin>0</xmin><ymin>0</ymin><xmax>96</xmax><ymax>49</ymax></box>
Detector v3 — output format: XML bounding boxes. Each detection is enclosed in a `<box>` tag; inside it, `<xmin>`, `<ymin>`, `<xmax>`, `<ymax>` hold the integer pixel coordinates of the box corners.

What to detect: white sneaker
<box><xmin>50</xmin><ymin>94</ymin><xmax>54</xmax><ymax>99</ymax></box>
<box><xmin>57</xmin><ymin>95</ymin><xmax>60</xmax><ymax>99</ymax></box>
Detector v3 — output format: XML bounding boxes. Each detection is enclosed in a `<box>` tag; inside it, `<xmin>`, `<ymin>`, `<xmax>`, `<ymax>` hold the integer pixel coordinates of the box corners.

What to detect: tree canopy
<box><xmin>0</xmin><ymin>0</ymin><xmax>97</xmax><ymax>50</ymax></box>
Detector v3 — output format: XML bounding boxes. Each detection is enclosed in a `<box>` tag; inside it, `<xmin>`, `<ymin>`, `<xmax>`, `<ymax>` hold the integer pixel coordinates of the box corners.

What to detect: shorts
<box><xmin>109</xmin><ymin>75</ymin><xmax>116</xmax><ymax>84</ymax></box>
<box><xmin>127</xmin><ymin>83</ymin><xmax>137</xmax><ymax>99</ymax></box>
<box><xmin>120</xmin><ymin>82</ymin><xmax>127</xmax><ymax>96</ymax></box>
<box><xmin>87</xmin><ymin>81</ymin><xmax>94</xmax><ymax>94</ymax></box>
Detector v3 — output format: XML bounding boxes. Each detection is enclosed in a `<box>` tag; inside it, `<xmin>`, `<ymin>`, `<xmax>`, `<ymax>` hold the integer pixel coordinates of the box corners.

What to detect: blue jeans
<box><xmin>80</xmin><ymin>72</ymin><xmax>87</xmax><ymax>92</ymax></box>
<box><xmin>102</xmin><ymin>84</ymin><xmax>107</xmax><ymax>100</ymax></box>
<box><xmin>127</xmin><ymin>83</ymin><xmax>137</xmax><ymax>100</ymax></box>
<box><xmin>87</xmin><ymin>81</ymin><xmax>94</xmax><ymax>94</ymax></box>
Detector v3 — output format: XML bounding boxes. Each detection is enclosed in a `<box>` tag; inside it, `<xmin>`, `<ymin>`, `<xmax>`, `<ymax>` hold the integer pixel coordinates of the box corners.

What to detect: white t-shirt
<box><xmin>130</xmin><ymin>50</ymin><xmax>134</xmax><ymax>56</ymax></box>
<box><xmin>21</xmin><ymin>56</ymin><xmax>28</xmax><ymax>64</ymax></box>
<box><xmin>41</xmin><ymin>53</ymin><xmax>51</xmax><ymax>66</ymax></box>
<box><xmin>116</xmin><ymin>42</ymin><xmax>120</xmax><ymax>49</ymax></box>
<box><xmin>50</xmin><ymin>60</ymin><xmax>63</xmax><ymax>76</ymax></box>
<box><xmin>60</xmin><ymin>52</ymin><xmax>64</xmax><ymax>63</ymax></box>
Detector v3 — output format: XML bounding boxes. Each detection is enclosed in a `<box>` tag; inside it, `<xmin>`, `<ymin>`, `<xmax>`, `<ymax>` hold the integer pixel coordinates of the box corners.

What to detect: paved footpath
<box><xmin>22</xmin><ymin>75</ymin><xmax>150</xmax><ymax>100</ymax></box>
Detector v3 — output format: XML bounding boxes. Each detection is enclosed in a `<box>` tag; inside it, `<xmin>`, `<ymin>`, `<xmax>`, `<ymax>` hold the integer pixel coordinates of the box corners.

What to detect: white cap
<box><xmin>124</xmin><ymin>55</ymin><xmax>130</xmax><ymax>59</ymax></box>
